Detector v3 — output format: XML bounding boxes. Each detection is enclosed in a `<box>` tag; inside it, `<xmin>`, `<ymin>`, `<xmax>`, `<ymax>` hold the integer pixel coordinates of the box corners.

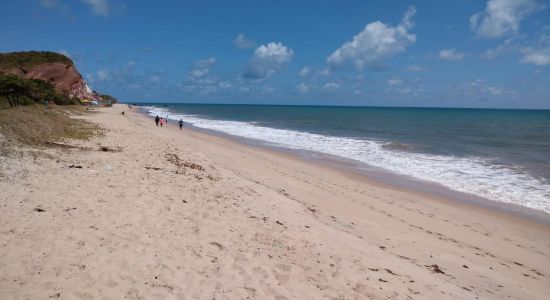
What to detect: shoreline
<box><xmin>137</xmin><ymin>105</ymin><xmax>550</xmax><ymax>226</ymax></box>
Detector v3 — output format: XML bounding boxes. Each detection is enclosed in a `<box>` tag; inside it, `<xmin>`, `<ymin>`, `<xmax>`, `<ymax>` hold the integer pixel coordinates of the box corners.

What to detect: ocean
<box><xmin>142</xmin><ymin>103</ymin><xmax>550</xmax><ymax>215</ymax></box>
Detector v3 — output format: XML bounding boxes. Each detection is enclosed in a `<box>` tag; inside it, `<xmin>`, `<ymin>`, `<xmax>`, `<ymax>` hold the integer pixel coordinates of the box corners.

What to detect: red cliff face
<box><xmin>3</xmin><ymin>62</ymin><xmax>101</xmax><ymax>101</ymax></box>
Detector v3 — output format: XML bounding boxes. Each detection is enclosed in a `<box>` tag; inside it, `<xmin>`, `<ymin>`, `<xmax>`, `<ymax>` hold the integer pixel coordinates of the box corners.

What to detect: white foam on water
<box><xmin>144</xmin><ymin>106</ymin><xmax>550</xmax><ymax>214</ymax></box>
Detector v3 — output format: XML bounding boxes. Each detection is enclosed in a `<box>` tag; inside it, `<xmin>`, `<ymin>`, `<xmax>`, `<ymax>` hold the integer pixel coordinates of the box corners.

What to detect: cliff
<box><xmin>0</xmin><ymin>51</ymin><xmax>101</xmax><ymax>102</ymax></box>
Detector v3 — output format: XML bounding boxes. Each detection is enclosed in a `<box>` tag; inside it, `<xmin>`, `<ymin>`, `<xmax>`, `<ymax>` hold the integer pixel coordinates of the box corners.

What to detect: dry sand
<box><xmin>1</xmin><ymin>104</ymin><xmax>549</xmax><ymax>299</ymax></box>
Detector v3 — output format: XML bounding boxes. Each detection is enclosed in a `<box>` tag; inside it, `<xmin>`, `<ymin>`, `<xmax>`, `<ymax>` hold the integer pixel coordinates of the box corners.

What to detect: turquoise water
<box><xmin>143</xmin><ymin>104</ymin><xmax>550</xmax><ymax>214</ymax></box>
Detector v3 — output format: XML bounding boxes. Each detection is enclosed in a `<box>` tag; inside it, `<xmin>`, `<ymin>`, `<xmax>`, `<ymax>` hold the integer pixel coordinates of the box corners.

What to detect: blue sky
<box><xmin>1</xmin><ymin>0</ymin><xmax>549</xmax><ymax>108</ymax></box>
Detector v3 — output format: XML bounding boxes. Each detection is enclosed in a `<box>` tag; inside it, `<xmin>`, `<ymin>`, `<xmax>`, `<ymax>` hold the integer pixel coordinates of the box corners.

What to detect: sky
<box><xmin>1</xmin><ymin>0</ymin><xmax>549</xmax><ymax>108</ymax></box>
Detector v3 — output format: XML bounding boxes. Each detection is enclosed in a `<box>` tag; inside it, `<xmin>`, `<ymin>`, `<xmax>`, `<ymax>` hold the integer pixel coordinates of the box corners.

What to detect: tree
<box><xmin>26</xmin><ymin>78</ymin><xmax>56</xmax><ymax>103</ymax></box>
<box><xmin>100</xmin><ymin>94</ymin><xmax>118</xmax><ymax>104</ymax></box>
<box><xmin>0</xmin><ymin>74</ymin><xmax>26</xmax><ymax>107</ymax></box>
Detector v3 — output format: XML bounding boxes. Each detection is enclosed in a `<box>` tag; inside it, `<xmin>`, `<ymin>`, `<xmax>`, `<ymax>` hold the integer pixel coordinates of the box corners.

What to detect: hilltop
<box><xmin>0</xmin><ymin>51</ymin><xmax>110</xmax><ymax>107</ymax></box>
<box><xmin>0</xmin><ymin>51</ymin><xmax>73</xmax><ymax>69</ymax></box>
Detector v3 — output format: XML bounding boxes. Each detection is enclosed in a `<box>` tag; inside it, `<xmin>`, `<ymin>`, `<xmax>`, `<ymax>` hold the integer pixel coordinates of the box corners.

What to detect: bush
<box><xmin>0</xmin><ymin>74</ymin><xmax>74</xmax><ymax>107</ymax></box>
<box><xmin>100</xmin><ymin>94</ymin><xmax>118</xmax><ymax>104</ymax></box>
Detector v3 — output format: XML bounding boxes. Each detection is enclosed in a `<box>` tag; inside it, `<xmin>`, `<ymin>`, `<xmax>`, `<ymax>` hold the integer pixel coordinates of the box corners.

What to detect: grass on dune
<box><xmin>0</xmin><ymin>104</ymin><xmax>102</xmax><ymax>149</ymax></box>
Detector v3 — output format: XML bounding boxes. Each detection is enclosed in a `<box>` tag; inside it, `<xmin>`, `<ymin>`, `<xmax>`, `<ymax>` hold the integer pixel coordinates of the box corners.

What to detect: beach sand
<box><xmin>1</xmin><ymin>104</ymin><xmax>549</xmax><ymax>299</ymax></box>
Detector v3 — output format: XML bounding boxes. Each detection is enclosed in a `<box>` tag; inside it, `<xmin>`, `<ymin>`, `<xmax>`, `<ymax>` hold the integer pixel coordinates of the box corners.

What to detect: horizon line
<box><xmin>120</xmin><ymin>101</ymin><xmax>550</xmax><ymax>111</ymax></box>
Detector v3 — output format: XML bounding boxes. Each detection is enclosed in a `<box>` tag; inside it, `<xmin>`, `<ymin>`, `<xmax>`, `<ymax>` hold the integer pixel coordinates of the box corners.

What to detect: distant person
<box><xmin>178</xmin><ymin>119</ymin><xmax>184</xmax><ymax>130</ymax></box>
<box><xmin>166</xmin><ymin>116</ymin><xmax>169</xmax><ymax>124</ymax></box>
<box><xmin>160</xmin><ymin>118</ymin><xmax>165</xmax><ymax>127</ymax></box>
<box><xmin>155</xmin><ymin>115</ymin><xmax>160</xmax><ymax>126</ymax></box>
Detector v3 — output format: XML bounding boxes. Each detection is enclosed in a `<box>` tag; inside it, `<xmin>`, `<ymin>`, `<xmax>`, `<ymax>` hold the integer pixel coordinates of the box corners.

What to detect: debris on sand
<box><xmin>144</xmin><ymin>166</ymin><xmax>163</xmax><ymax>171</ymax></box>
<box><xmin>99</xmin><ymin>145</ymin><xmax>122</xmax><ymax>152</ymax></box>
<box><xmin>48</xmin><ymin>142</ymin><xmax>89</xmax><ymax>150</ymax></box>
<box><xmin>427</xmin><ymin>264</ymin><xmax>446</xmax><ymax>275</ymax></box>
<box><xmin>384</xmin><ymin>269</ymin><xmax>400</xmax><ymax>276</ymax></box>
<box><xmin>165</xmin><ymin>153</ymin><xmax>204</xmax><ymax>173</ymax></box>
<box><xmin>210</xmin><ymin>241</ymin><xmax>224</xmax><ymax>250</ymax></box>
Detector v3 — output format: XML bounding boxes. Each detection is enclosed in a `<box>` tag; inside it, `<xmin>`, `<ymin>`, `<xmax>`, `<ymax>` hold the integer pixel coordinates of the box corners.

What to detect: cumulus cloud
<box><xmin>254</xmin><ymin>43</ymin><xmax>293</xmax><ymax>63</ymax></box>
<box><xmin>470</xmin><ymin>0</ymin><xmax>541</xmax><ymax>38</ymax></box>
<box><xmin>318</xmin><ymin>68</ymin><xmax>331</xmax><ymax>76</ymax></box>
<box><xmin>519</xmin><ymin>47</ymin><xmax>550</xmax><ymax>65</ymax></box>
<box><xmin>327</xmin><ymin>6</ymin><xmax>416</xmax><ymax>70</ymax></box>
<box><xmin>299</xmin><ymin>67</ymin><xmax>311</xmax><ymax>77</ymax></box>
<box><xmin>187</xmin><ymin>57</ymin><xmax>216</xmax><ymax>80</ymax></box>
<box><xmin>322</xmin><ymin>82</ymin><xmax>340</xmax><ymax>91</ymax></box>
<box><xmin>243</xmin><ymin>42</ymin><xmax>294</xmax><ymax>79</ymax></box>
<box><xmin>179</xmin><ymin>57</ymin><xmax>235</xmax><ymax>94</ymax></box>
<box><xmin>438</xmin><ymin>49</ymin><xmax>465</xmax><ymax>61</ymax></box>
<box><xmin>297</xmin><ymin>83</ymin><xmax>310</xmax><ymax>93</ymax></box>
<box><xmin>82</xmin><ymin>0</ymin><xmax>110</xmax><ymax>17</ymax></box>
<box><xmin>234</xmin><ymin>33</ymin><xmax>256</xmax><ymax>49</ymax></box>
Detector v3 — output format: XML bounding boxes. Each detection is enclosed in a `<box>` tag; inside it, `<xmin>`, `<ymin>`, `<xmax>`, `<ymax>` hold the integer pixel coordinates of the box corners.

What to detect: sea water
<box><xmin>142</xmin><ymin>104</ymin><xmax>550</xmax><ymax>214</ymax></box>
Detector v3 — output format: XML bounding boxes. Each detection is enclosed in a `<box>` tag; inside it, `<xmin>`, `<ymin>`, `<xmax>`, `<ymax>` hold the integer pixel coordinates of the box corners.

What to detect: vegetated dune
<box><xmin>0</xmin><ymin>51</ymin><xmax>101</xmax><ymax>101</ymax></box>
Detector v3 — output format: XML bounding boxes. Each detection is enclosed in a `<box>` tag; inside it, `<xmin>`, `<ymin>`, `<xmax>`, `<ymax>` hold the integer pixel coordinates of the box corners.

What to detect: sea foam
<box><xmin>145</xmin><ymin>106</ymin><xmax>550</xmax><ymax>214</ymax></box>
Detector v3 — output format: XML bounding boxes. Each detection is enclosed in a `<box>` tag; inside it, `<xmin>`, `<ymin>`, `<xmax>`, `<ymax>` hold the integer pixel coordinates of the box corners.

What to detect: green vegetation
<box><xmin>0</xmin><ymin>51</ymin><xmax>73</xmax><ymax>70</ymax></box>
<box><xmin>0</xmin><ymin>104</ymin><xmax>101</xmax><ymax>148</ymax></box>
<box><xmin>100</xmin><ymin>94</ymin><xmax>118</xmax><ymax>104</ymax></box>
<box><xmin>0</xmin><ymin>74</ymin><xmax>78</xmax><ymax>107</ymax></box>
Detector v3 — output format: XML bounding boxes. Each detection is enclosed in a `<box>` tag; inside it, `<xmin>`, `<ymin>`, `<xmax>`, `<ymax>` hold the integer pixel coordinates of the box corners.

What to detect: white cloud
<box><xmin>147</xmin><ymin>75</ymin><xmax>162</xmax><ymax>84</ymax></box>
<box><xmin>82</xmin><ymin>0</ymin><xmax>110</xmax><ymax>17</ymax></box>
<box><xmin>318</xmin><ymin>68</ymin><xmax>331</xmax><ymax>76</ymax></box>
<box><xmin>470</xmin><ymin>78</ymin><xmax>516</xmax><ymax>95</ymax></box>
<box><xmin>404</xmin><ymin>64</ymin><xmax>425</xmax><ymax>72</ymax></box>
<box><xmin>234</xmin><ymin>33</ymin><xmax>256</xmax><ymax>49</ymax></box>
<box><xmin>254</xmin><ymin>42</ymin><xmax>294</xmax><ymax>64</ymax></box>
<box><xmin>438</xmin><ymin>48</ymin><xmax>465</xmax><ymax>61</ymax></box>
<box><xmin>297</xmin><ymin>83</ymin><xmax>310</xmax><ymax>93</ymax></box>
<box><xmin>520</xmin><ymin>47</ymin><xmax>550</xmax><ymax>65</ymax></box>
<box><xmin>299</xmin><ymin>67</ymin><xmax>310</xmax><ymax>77</ymax></box>
<box><xmin>327</xmin><ymin>6</ymin><xmax>416</xmax><ymax>70</ymax></box>
<box><xmin>180</xmin><ymin>58</ymin><xmax>231</xmax><ymax>94</ymax></box>
<box><xmin>387</xmin><ymin>79</ymin><xmax>403</xmax><ymax>86</ymax></box>
<box><xmin>219</xmin><ymin>81</ymin><xmax>232</xmax><ymax>89</ymax></box>
<box><xmin>243</xmin><ymin>42</ymin><xmax>294</xmax><ymax>79</ymax></box>
<box><xmin>482</xmin><ymin>38</ymin><xmax>515</xmax><ymax>59</ymax></box>
<box><xmin>188</xmin><ymin>57</ymin><xmax>216</xmax><ymax>79</ymax></box>
<box><xmin>40</xmin><ymin>0</ymin><xmax>71</xmax><ymax>12</ymax></box>
<box><xmin>470</xmin><ymin>0</ymin><xmax>541</xmax><ymax>38</ymax></box>
<box><xmin>96</xmin><ymin>69</ymin><xmax>109</xmax><ymax>81</ymax></box>
<box><xmin>322</xmin><ymin>82</ymin><xmax>340</xmax><ymax>91</ymax></box>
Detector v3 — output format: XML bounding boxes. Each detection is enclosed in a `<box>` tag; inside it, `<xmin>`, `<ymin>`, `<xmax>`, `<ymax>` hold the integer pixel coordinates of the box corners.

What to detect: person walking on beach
<box><xmin>160</xmin><ymin>118</ymin><xmax>165</xmax><ymax>127</ymax></box>
<box><xmin>155</xmin><ymin>115</ymin><xmax>160</xmax><ymax>126</ymax></box>
<box><xmin>178</xmin><ymin>119</ymin><xmax>184</xmax><ymax>130</ymax></box>
<box><xmin>166</xmin><ymin>116</ymin><xmax>169</xmax><ymax>124</ymax></box>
